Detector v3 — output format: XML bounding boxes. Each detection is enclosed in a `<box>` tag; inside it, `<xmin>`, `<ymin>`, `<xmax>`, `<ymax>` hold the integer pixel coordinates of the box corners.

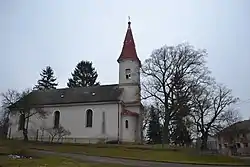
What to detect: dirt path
<box><xmin>33</xmin><ymin>150</ymin><xmax>247</xmax><ymax>167</ymax></box>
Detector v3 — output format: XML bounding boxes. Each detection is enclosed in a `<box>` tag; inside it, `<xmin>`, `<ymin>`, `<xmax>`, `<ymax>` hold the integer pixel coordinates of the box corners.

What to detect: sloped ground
<box><xmin>1</xmin><ymin>139</ymin><xmax>250</xmax><ymax>166</ymax></box>
<box><xmin>0</xmin><ymin>155</ymin><xmax>131</xmax><ymax>167</ymax></box>
<box><xmin>0</xmin><ymin>140</ymin><xmax>131</xmax><ymax>167</ymax></box>
<box><xmin>27</xmin><ymin>142</ymin><xmax>249</xmax><ymax>166</ymax></box>
<box><xmin>35</xmin><ymin>149</ymin><xmax>248</xmax><ymax>167</ymax></box>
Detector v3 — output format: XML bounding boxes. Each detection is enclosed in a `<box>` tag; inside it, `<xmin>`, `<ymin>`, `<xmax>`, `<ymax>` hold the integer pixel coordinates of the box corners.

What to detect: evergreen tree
<box><xmin>170</xmin><ymin>71</ymin><xmax>192</xmax><ymax>146</ymax></box>
<box><xmin>34</xmin><ymin>66</ymin><xmax>58</xmax><ymax>90</ymax></box>
<box><xmin>171</xmin><ymin>116</ymin><xmax>192</xmax><ymax>146</ymax></box>
<box><xmin>67</xmin><ymin>60</ymin><xmax>99</xmax><ymax>88</ymax></box>
<box><xmin>147</xmin><ymin>105</ymin><xmax>162</xmax><ymax>144</ymax></box>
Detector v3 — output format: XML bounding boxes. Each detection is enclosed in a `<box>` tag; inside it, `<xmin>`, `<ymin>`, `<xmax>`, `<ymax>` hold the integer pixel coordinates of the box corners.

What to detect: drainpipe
<box><xmin>117</xmin><ymin>102</ymin><xmax>120</xmax><ymax>143</ymax></box>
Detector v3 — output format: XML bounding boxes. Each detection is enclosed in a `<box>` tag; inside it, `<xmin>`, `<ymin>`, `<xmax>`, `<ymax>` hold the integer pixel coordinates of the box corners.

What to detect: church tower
<box><xmin>118</xmin><ymin>19</ymin><xmax>142</xmax><ymax>143</ymax></box>
<box><xmin>117</xmin><ymin>20</ymin><xmax>141</xmax><ymax>104</ymax></box>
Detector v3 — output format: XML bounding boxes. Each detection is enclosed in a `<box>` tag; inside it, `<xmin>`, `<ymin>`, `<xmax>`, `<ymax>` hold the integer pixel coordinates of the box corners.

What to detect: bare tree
<box><xmin>142</xmin><ymin>43</ymin><xmax>207</xmax><ymax>145</ymax></box>
<box><xmin>0</xmin><ymin>89</ymin><xmax>23</xmax><ymax>138</ymax></box>
<box><xmin>1</xmin><ymin>89</ymin><xmax>49</xmax><ymax>141</ymax></box>
<box><xmin>44</xmin><ymin>126</ymin><xmax>71</xmax><ymax>142</ymax></box>
<box><xmin>0</xmin><ymin>115</ymin><xmax>7</xmax><ymax>138</ymax></box>
<box><xmin>190</xmin><ymin>83</ymin><xmax>239</xmax><ymax>150</ymax></box>
<box><xmin>1</xmin><ymin>90</ymin><xmax>22</xmax><ymax>108</ymax></box>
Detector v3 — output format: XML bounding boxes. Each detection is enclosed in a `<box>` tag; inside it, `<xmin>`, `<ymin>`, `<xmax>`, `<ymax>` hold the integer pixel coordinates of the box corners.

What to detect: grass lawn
<box><xmin>1</xmin><ymin>139</ymin><xmax>250</xmax><ymax>166</ymax></box>
<box><xmin>0</xmin><ymin>140</ymin><xmax>131</xmax><ymax>167</ymax></box>
<box><xmin>0</xmin><ymin>156</ymin><xmax>130</xmax><ymax>167</ymax></box>
<box><xmin>31</xmin><ymin>144</ymin><xmax>248</xmax><ymax>165</ymax></box>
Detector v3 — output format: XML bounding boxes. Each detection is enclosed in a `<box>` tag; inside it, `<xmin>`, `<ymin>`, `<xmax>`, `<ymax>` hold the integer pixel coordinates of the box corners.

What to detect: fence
<box><xmin>8</xmin><ymin>128</ymin><xmax>126</xmax><ymax>144</ymax></box>
<box><xmin>10</xmin><ymin>135</ymin><xmax>121</xmax><ymax>144</ymax></box>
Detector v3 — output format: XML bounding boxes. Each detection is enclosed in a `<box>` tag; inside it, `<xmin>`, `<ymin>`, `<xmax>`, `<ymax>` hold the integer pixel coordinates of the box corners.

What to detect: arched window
<box><xmin>86</xmin><ymin>109</ymin><xmax>93</xmax><ymax>127</ymax></box>
<box><xmin>125</xmin><ymin>120</ymin><xmax>128</xmax><ymax>129</ymax></box>
<box><xmin>54</xmin><ymin>111</ymin><xmax>60</xmax><ymax>128</ymax></box>
<box><xmin>18</xmin><ymin>113</ymin><xmax>25</xmax><ymax>130</ymax></box>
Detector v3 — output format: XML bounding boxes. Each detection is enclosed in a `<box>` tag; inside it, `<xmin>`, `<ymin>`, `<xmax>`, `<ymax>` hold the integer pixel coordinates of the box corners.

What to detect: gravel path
<box><xmin>34</xmin><ymin>150</ymin><xmax>247</xmax><ymax>167</ymax></box>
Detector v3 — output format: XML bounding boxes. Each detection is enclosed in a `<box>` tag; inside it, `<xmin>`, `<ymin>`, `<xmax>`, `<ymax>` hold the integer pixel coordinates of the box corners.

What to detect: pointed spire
<box><xmin>117</xmin><ymin>18</ymin><xmax>141</xmax><ymax>67</ymax></box>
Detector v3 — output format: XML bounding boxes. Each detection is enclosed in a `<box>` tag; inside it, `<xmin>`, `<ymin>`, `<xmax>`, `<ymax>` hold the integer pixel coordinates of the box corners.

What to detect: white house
<box><xmin>8</xmin><ymin>20</ymin><xmax>143</xmax><ymax>144</ymax></box>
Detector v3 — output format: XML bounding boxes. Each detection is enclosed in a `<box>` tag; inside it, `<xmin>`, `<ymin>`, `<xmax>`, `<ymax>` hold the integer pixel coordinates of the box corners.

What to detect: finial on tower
<box><xmin>128</xmin><ymin>16</ymin><xmax>131</xmax><ymax>27</ymax></box>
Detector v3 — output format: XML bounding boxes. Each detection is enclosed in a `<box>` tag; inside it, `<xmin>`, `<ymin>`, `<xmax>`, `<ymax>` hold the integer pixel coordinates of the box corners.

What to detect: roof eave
<box><xmin>117</xmin><ymin>57</ymin><xmax>141</xmax><ymax>67</ymax></box>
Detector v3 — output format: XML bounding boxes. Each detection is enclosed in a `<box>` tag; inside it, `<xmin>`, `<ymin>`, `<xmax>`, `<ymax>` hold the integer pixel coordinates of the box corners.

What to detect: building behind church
<box><xmin>8</xmin><ymin>21</ymin><xmax>143</xmax><ymax>144</ymax></box>
<box><xmin>216</xmin><ymin>119</ymin><xmax>250</xmax><ymax>156</ymax></box>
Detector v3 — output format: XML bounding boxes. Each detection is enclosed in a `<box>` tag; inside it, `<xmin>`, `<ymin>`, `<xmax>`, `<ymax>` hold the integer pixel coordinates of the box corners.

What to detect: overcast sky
<box><xmin>0</xmin><ymin>0</ymin><xmax>249</xmax><ymax>118</ymax></box>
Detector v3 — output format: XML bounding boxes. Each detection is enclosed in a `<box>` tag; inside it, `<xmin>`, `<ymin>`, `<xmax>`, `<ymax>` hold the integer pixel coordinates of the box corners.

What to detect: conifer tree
<box><xmin>171</xmin><ymin>116</ymin><xmax>192</xmax><ymax>146</ymax></box>
<box><xmin>35</xmin><ymin>66</ymin><xmax>58</xmax><ymax>90</ymax></box>
<box><xmin>67</xmin><ymin>60</ymin><xmax>99</xmax><ymax>88</ymax></box>
<box><xmin>170</xmin><ymin>70</ymin><xmax>192</xmax><ymax>146</ymax></box>
<box><xmin>147</xmin><ymin>105</ymin><xmax>162</xmax><ymax>144</ymax></box>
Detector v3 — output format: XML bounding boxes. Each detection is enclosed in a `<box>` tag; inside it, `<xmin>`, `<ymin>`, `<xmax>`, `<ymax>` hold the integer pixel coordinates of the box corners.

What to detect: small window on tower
<box><xmin>125</xmin><ymin>69</ymin><xmax>131</xmax><ymax>79</ymax></box>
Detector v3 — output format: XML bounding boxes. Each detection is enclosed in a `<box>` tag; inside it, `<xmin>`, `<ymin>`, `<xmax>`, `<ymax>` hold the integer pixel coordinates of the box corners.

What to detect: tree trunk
<box><xmin>162</xmin><ymin>116</ymin><xmax>170</xmax><ymax>147</ymax></box>
<box><xmin>162</xmin><ymin>99</ymin><xmax>171</xmax><ymax>146</ymax></box>
<box><xmin>2</xmin><ymin>118</ymin><xmax>9</xmax><ymax>139</ymax></box>
<box><xmin>1</xmin><ymin>111</ymin><xmax>10</xmax><ymax>139</ymax></box>
<box><xmin>23</xmin><ymin>116</ymin><xmax>29</xmax><ymax>141</ymax></box>
<box><xmin>163</xmin><ymin>121</ymin><xmax>169</xmax><ymax>143</ymax></box>
<box><xmin>200</xmin><ymin>133</ymin><xmax>208</xmax><ymax>150</ymax></box>
<box><xmin>51</xmin><ymin>135</ymin><xmax>56</xmax><ymax>142</ymax></box>
<box><xmin>23</xmin><ymin>129</ymin><xmax>28</xmax><ymax>141</ymax></box>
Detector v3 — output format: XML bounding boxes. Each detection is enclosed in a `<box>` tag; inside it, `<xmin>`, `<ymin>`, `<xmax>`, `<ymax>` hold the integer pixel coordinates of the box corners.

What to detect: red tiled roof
<box><xmin>117</xmin><ymin>21</ymin><xmax>141</xmax><ymax>67</ymax></box>
<box><xmin>121</xmin><ymin>109</ymin><xmax>139</xmax><ymax>116</ymax></box>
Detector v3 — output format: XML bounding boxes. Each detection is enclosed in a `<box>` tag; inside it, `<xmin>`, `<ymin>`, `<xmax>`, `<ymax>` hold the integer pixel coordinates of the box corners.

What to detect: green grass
<box><xmin>0</xmin><ymin>139</ymin><xmax>131</xmax><ymax>167</ymax></box>
<box><xmin>1</xmin><ymin>139</ymin><xmax>249</xmax><ymax>166</ymax></box>
<box><xmin>0</xmin><ymin>155</ymin><xmax>129</xmax><ymax>167</ymax></box>
<box><xmin>32</xmin><ymin>144</ymin><xmax>247</xmax><ymax>165</ymax></box>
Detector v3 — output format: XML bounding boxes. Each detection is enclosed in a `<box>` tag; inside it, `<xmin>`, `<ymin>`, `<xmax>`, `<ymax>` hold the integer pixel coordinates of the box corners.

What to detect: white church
<box><xmin>8</xmin><ymin>21</ymin><xmax>144</xmax><ymax>143</ymax></box>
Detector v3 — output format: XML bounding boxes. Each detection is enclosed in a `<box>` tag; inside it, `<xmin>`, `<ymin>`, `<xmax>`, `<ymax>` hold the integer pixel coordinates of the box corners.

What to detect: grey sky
<box><xmin>0</xmin><ymin>0</ymin><xmax>250</xmax><ymax>118</ymax></box>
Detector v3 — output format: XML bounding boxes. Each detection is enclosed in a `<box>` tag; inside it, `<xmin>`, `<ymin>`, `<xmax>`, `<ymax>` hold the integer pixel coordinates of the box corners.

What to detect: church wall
<box><xmin>8</xmin><ymin>114</ymin><xmax>23</xmax><ymax>138</ymax></box>
<box><xmin>126</xmin><ymin>106</ymin><xmax>142</xmax><ymax>142</ymax></box>
<box><xmin>8</xmin><ymin>103</ymin><xmax>120</xmax><ymax>143</ymax></box>
<box><xmin>119</xmin><ymin>85</ymin><xmax>140</xmax><ymax>103</ymax></box>
<box><xmin>121</xmin><ymin>115</ymin><xmax>136</xmax><ymax>142</ymax></box>
<box><xmin>119</xmin><ymin>105</ymin><xmax>142</xmax><ymax>142</ymax></box>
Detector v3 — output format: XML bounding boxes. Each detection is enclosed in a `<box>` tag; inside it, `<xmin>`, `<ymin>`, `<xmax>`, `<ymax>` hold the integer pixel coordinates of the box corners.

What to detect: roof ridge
<box><xmin>34</xmin><ymin>84</ymin><xmax>119</xmax><ymax>93</ymax></box>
